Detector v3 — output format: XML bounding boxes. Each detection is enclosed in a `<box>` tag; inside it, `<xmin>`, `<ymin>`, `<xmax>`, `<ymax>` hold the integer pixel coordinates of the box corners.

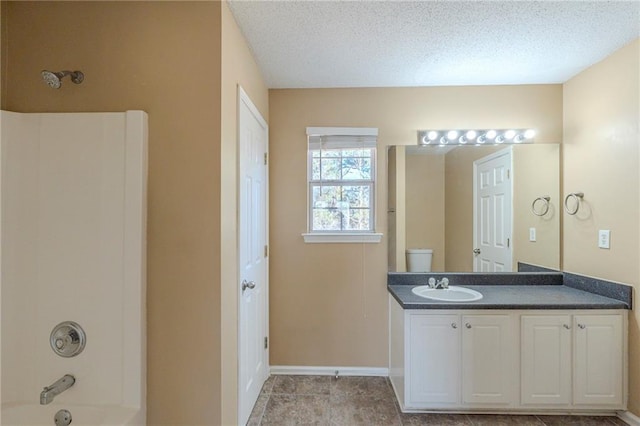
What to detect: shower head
<box><xmin>41</xmin><ymin>70</ymin><xmax>84</xmax><ymax>89</ymax></box>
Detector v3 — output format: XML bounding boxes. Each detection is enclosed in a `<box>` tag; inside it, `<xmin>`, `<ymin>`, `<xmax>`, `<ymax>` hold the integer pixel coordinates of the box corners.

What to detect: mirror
<box><xmin>388</xmin><ymin>144</ymin><xmax>560</xmax><ymax>273</ymax></box>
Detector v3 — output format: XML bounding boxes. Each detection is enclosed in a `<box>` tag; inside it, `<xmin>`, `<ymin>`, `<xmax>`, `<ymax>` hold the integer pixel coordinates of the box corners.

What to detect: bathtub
<box><xmin>1</xmin><ymin>403</ymin><xmax>143</xmax><ymax>426</ymax></box>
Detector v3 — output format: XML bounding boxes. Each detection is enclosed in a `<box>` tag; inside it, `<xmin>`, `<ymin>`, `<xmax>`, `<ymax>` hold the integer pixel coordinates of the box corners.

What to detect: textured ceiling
<box><xmin>227</xmin><ymin>1</ymin><xmax>640</xmax><ymax>88</ymax></box>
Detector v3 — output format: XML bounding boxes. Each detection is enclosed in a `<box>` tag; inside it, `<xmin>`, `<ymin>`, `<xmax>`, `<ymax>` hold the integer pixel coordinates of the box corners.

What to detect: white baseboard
<box><xmin>269</xmin><ymin>365</ymin><xmax>389</xmax><ymax>377</ymax></box>
<box><xmin>619</xmin><ymin>411</ymin><xmax>640</xmax><ymax>426</ymax></box>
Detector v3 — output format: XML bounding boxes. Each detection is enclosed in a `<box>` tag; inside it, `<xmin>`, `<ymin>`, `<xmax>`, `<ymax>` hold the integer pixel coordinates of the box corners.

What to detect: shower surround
<box><xmin>0</xmin><ymin>111</ymin><xmax>147</xmax><ymax>425</ymax></box>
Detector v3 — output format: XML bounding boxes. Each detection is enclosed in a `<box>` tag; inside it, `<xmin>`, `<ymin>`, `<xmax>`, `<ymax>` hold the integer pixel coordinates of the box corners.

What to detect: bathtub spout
<box><xmin>40</xmin><ymin>374</ymin><xmax>75</xmax><ymax>405</ymax></box>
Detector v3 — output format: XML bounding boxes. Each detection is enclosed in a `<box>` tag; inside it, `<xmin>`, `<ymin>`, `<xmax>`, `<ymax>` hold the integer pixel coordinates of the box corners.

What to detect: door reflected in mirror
<box><xmin>388</xmin><ymin>144</ymin><xmax>560</xmax><ymax>273</ymax></box>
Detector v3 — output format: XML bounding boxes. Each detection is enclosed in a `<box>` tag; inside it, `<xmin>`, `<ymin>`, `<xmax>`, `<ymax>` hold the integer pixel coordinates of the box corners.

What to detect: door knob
<box><xmin>242</xmin><ymin>280</ymin><xmax>256</xmax><ymax>291</ymax></box>
<box><xmin>473</xmin><ymin>248</ymin><xmax>481</xmax><ymax>255</ymax></box>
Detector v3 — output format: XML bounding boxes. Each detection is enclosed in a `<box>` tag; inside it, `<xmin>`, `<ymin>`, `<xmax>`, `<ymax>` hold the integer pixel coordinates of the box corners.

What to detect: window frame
<box><xmin>302</xmin><ymin>127</ymin><xmax>383</xmax><ymax>244</ymax></box>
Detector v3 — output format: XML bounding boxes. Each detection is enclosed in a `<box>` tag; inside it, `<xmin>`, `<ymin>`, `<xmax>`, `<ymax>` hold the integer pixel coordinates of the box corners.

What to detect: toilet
<box><xmin>406</xmin><ymin>249</ymin><xmax>433</xmax><ymax>272</ymax></box>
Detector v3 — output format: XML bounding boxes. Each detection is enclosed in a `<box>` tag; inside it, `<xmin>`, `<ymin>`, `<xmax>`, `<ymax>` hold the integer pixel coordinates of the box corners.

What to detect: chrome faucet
<box><xmin>428</xmin><ymin>277</ymin><xmax>449</xmax><ymax>289</ymax></box>
<box><xmin>40</xmin><ymin>374</ymin><xmax>75</xmax><ymax>405</ymax></box>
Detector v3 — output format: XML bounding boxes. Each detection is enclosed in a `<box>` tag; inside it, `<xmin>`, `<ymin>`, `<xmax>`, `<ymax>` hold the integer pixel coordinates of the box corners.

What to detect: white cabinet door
<box><xmin>521</xmin><ymin>315</ymin><xmax>572</xmax><ymax>405</ymax></box>
<box><xmin>407</xmin><ymin>314</ymin><xmax>460</xmax><ymax>406</ymax></box>
<box><xmin>397</xmin><ymin>310</ymin><xmax>626</xmax><ymax>412</ymax></box>
<box><xmin>573</xmin><ymin>314</ymin><xmax>623</xmax><ymax>406</ymax></box>
<box><xmin>462</xmin><ymin>315</ymin><xmax>515</xmax><ymax>405</ymax></box>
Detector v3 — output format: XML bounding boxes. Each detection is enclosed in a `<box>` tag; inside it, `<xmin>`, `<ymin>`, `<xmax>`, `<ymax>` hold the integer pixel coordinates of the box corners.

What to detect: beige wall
<box><xmin>405</xmin><ymin>152</ymin><xmax>445</xmax><ymax>272</ymax></box>
<box><xmin>2</xmin><ymin>2</ymin><xmax>223</xmax><ymax>424</ymax></box>
<box><xmin>444</xmin><ymin>145</ymin><xmax>502</xmax><ymax>271</ymax></box>
<box><xmin>387</xmin><ymin>146</ymin><xmax>403</xmax><ymax>271</ymax></box>
<box><xmin>513</xmin><ymin>144</ymin><xmax>560</xmax><ymax>270</ymax></box>
<box><xmin>269</xmin><ymin>85</ymin><xmax>562</xmax><ymax>367</ymax></box>
<box><xmin>563</xmin><ymin>38</ymin><xmax>640</xmax><ymax>416</ymax></box>
<box><xmin>221</xmin><ymin>3</ymin><xmax>269</xmax><ymax>424</ymax></box>
<box><xmin>389</xmin><ymin>145</ymin><xmax>408</xmax><ymax>272</ymax></box>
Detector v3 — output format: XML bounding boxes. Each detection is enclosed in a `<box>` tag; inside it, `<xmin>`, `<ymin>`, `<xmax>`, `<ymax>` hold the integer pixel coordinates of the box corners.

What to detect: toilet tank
<box><xmin>406</xmin><ymin>249</ymin><xmax>433</xmax><ymax>272</ymax></box>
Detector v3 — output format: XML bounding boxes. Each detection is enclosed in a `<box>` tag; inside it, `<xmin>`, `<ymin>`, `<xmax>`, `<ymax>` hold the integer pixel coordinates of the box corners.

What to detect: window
<box><xmin>303</xmin><ymin>127</ymin><xmax>382</xmax><ymax>243</ymax></box>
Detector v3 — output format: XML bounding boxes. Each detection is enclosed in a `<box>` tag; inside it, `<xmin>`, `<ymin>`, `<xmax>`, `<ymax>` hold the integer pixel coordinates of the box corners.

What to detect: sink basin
<box><xmin>411</xmin><ymin>285</ymin><xmax>483</xmax><ymax>302</ymax></box>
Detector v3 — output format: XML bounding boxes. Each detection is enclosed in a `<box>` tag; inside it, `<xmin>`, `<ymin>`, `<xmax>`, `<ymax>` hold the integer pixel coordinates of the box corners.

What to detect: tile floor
<box><xmin>247</xmin><ymin>375</ymin><xmax>628</xmax><ymax>426</ymax></box>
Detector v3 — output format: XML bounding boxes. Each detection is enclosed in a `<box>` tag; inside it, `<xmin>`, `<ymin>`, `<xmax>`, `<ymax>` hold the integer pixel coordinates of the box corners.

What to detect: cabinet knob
<box><xmin>465</xmin><ymin>323</ymin><xmax>472</xmax><ymax>329</ymax></box>
<box><xmin>563</xmin><ymin>324</ymin><xmax>571</xmax><ymax>330</ymax></box>
<box><xmin>578</xmin><ymin>323</ymin><xmax>586</xmax><ymax>329</ymax></box>
<box><xmin>451</xmin><ymin>323</ymin><xmax>457</xmax><ymax>329</ymax></box>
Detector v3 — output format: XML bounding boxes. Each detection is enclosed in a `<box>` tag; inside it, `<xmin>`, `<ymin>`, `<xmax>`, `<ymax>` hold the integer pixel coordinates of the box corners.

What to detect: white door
<box><xmin>473</xmin><ymin>148</ymin><xmax>512</xmax><ymax>272</ymax></box>
<box><xmin>238</xmin><ymin>87</ymin><xmax>269</xmax><ymax>425</ymax></box>
<box><xmin>573</xmin><ymin>314</ymin><xmax>623</xmax><ymax>406</ymax></box>
<box><xmin>462</xmin><ymin>315</ymin><xmax>515</xmax><ymax>405</ymax></box>
<box><xmin>407</xmin><ymin>314</ymin><xmax>460</xmax><ymax>406</ymax></box>
<box><xmin>521</xmin><ymin>315</ymin><xmax>572</xmax><ymax>406</ymax></box>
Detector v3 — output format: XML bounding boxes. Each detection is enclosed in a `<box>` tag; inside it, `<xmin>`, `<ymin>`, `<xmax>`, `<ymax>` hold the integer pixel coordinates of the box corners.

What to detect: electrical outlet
<box><xmin>598</xmin><ymin>230</ymin><xmax>610</xmax><ymax>249</ymax></box>
<box><xmin>529</xmin><ymin>227</ymin><xmax>536</xmax><ymax>242</ymax></box>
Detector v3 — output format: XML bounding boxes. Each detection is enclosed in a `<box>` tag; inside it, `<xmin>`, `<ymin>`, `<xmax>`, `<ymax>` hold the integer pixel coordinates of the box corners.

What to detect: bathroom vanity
<box><xmin>388</xmin><ymin>277</ymin><xmax>631</xmax><ymax>414</ymax></box>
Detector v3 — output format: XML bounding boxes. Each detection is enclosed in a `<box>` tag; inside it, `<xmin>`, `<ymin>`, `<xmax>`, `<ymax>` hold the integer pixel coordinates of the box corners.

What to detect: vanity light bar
<box><xmin>417</xmin><ymin>129</ymin><xmax>535</xmax><ymax>146</ymax></box>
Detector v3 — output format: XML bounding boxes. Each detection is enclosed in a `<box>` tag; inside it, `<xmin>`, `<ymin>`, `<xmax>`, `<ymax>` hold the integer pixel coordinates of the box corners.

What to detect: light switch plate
<box><xmin>529</xmin><ymin>227</ymin><xmax>536</xmax><ymax>242</ymax></box>
<box><xmin>598</xmin><ymin>230</ymin><xmax>610</xmax><ymax>249</ymax></box>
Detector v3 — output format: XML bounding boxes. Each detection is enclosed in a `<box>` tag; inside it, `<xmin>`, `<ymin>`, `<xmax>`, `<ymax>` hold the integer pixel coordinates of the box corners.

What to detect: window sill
<box><xmin>302</xmin><ymin>233</ymin><xmax>383</xmax><ymax>244</ymax></box>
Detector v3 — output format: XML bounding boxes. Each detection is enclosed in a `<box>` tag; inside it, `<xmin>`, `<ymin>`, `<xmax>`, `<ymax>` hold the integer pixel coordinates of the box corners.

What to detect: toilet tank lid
<box><xmin>406</xmin><ymin>249</ymin><xmax>433</xmax><ymax>254</ymax></box>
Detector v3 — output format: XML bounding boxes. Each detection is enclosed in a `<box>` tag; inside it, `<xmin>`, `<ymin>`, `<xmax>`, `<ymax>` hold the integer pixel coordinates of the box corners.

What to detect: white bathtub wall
<box><xmin>1</xmin><ymin>112</ymin><xmax>41</xmax><ymax>403</ymax></box>
<box><xmin>1</xmin><ymin>111</ymin><xmax>147</xmax><ymax>411</ymax></box>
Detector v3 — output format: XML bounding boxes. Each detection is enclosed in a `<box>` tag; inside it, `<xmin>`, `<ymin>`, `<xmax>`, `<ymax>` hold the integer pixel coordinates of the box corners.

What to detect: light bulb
<box><xmin>477</xmin><ymin>135</ymin><xmax>486</xmax><ymax>144</ymax></box>
<box><xmin>514</xmin><ymin>134</ymin><xmax>525</xmax><ymax>143</ymax></box>
<box><xmin>486</xmin><ymin>130</ymin><xmax>497</xmax><ymax>139</ymax></box>
<box><xmin>440</xmin><ymin>136</ymin><xmax>449</xmax><ymax>145</ymax></box>
<box><xmin>458</xmin><ymin>136</ymin><xmax>468</xmax><ymax>144</ymax></box>
<box><xmin>421</xmin><ymin>135</ymin><xmax>430</xmax><ymax>145</ymax></box>
<box><xmin>524</xmin><ymin>129</ymin><xmax>536</xmax><ymax>139</ymax></box>
<box><xmin>427</xmin><ymin>131</ymin><xmax>438</xmax><ymax>141</ymax></box>
<box><xmin>465</xmin><ymin>130</ymin><xmax>477</xmax><ymax>140</ymax></box>
<box><xmin>505</xmin><ymin>130</ymin><xmax>516</xmax><ymax>140</ymax></box>
<box><xmin>447</xmin><ymin>130</ymin><xmax>458</xmax><ymax>140</ymax></box>
<box><xmin>495</xmin><ymin>135</ymin><xmax>505</xmax><ymax>143</ymax></box>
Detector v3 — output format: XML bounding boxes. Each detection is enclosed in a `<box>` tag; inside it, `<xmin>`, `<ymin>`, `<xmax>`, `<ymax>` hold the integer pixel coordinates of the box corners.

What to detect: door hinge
<box><xmin>507</xmin><ymin>169</ymin><xmax>510</xmax><ymax>179</ymax></box>
<box><xmin>264</xmin><ymin>152</ymin><xmax>268</xmax><ymax>165</ymax></box>
<box><xmin>507</xmin><ymin>238</ymin><xmax>510</xmax><ymax>248</ymax></box>
<box><xmin>264</xmin><ymin>245</ymin><xmax>269</xmax><ymax>257</ymax></box>
<box><xmin>264</xmin><ymin>336</ymin><xmax>268</xmax><ymax>349</ymax></box>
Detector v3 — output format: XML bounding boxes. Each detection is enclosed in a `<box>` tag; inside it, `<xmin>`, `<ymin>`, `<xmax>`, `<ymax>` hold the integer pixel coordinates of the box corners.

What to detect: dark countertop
<box><xmin>388</xmin><ymin>284</ymin><xmax>630</xmax><ymax>310</ymax></box>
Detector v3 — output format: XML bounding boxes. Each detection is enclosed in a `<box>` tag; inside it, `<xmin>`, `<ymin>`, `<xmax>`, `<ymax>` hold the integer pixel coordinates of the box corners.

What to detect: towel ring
<box><xmin>564</xmin><ymin>192</ymin><xmax>584</xmax><ymax>215</ymax></box>
<box><xmin>531</xmin><ymin>196</ymin><xmax>550</xmax><ymax>216</ymax></box>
